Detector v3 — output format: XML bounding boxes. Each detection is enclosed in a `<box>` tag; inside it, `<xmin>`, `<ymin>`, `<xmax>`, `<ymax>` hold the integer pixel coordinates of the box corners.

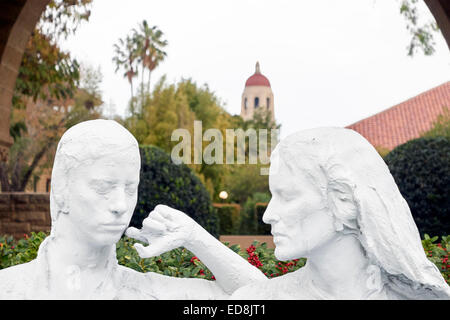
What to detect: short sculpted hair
<box><xmin>49</xmin><ymin>120</ymin><xmax>140</xmax><ymax>224</ymax></box>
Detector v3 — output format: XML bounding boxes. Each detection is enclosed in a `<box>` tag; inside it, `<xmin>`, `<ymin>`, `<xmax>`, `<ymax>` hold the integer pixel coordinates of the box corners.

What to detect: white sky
<box><xmin>61</xmin><ymin>0</ymin><xmax>450</xmax><ymax>138</ymax></box>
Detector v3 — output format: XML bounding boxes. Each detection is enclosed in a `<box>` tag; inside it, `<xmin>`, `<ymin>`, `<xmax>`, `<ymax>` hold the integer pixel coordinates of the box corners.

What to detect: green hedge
<box><xmin>1</xmin><ymin>232</ymin><xmax>448</xmax><ymax>285</ymax></box>
<box><xmin>384</xmin><ymin>137</ymin><xmax>450</xmax><ymax>237</ymax></box>
<box><xmin>132</xmin><ymin>145</ymin><xmax>219</xmax><ymax>238</ymax></box>
<box><xmin>238</xmin><ymin>192</ymin><xmax>271</xmax><ymax>235</ymax></box>
<box><xmin>214</xmin><ymin>204</ymin><xmax>241</xmax><ymax>235</ymax></box>
<box><xmin>255</xmin><ymin>203</ymin><xmax>271</xmax><ymax>235</ymax></box>
<box><xmin>0</xmin><ymin>232</ymin><xmax>303</xmax><ymax>279</ymax></box>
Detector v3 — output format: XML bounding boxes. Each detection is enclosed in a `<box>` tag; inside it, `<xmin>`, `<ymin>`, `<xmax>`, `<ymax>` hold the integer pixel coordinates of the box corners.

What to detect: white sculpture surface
<box><xmin>0</xmin><ymin>119</ymin><xmax>266</xmax><ymax>299</ymax></box>
<box><xmin>231</xmin><ymin>127</ymin><xmax>450</xmax><ymax>300</ymax></box>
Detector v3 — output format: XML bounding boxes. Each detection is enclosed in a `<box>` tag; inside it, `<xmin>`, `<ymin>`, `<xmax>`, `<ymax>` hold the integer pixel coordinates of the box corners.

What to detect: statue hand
<box><xmin>125</xmin><ymin>204</ymin><xmax>198</xmax><ymax>258</ymax></box>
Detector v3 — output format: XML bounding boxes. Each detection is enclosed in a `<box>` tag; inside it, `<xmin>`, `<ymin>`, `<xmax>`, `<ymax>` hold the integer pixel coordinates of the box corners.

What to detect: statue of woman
<box><xmin>231</xmin><ymin>127</ymin><xmax>450</xmax><ymax>299</ymax></box>
<box><xmin>0</xmin><ymin>119</ymin><xmax>266</xmax><ymax>299</ymax></box>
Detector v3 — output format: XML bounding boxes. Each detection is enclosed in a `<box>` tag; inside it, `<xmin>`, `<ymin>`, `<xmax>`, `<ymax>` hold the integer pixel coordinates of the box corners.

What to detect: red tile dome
<box><xmin>245</xmin><ymin>62</ymin><xmax>271</xmax><ymax>87</ymax></box>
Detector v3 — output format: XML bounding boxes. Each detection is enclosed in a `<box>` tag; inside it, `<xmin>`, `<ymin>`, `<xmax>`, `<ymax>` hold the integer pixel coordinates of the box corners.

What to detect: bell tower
<box><xmin>241</xmin><ymin>62</ymin><xmax>274</xmax><ymax>122</ymax></box>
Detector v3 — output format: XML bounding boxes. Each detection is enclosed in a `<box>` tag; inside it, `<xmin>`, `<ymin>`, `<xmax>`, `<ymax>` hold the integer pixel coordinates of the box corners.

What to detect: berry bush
<box><xmin>0</xmin><ymin>232</ymin><xmax>448</xmax><ymax>286</ymax></box>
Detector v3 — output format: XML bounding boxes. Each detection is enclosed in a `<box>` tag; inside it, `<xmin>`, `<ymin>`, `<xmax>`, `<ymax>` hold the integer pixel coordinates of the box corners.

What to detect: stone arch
<box><xmin>425</xmin><ymin>0</ymin><xmax>450</xmax><ymax>49</ymax></box>
<box><xmin>0</xmin><ymin>0</ymin><xmax>51</xmax><ymax>161</ymax></box>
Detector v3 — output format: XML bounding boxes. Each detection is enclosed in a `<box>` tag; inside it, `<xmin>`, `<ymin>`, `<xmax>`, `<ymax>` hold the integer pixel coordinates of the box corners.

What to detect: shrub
<box><xmin>0</xmin><ymin>232</ymin><xmax>47</xmax><ymax>269</ymax></box>
<box><xmin>422</xmin><ymin>107</ymin><xmax>450</xmax><ymax>139</ymax></box>
<box><xmin>213</xmin><ymin>204</ymin><xmax>241</xmax><ymax>235</ymax></box>
<box><xmin>255</xmin><ymin>203</ymin><xmax>271</xmax><ymax>235</ymax></box>
<box><xmin>422</xmin><ymin>234</ymin><xmax>449</xmax><ymax>285</ymax></box>
<box><xmin>243</xmin><ymin>241</ymin><xmax>305</xmax><ymax>278</ymax></box>
<box><xmin>223</xmin><ymin>164</ymin><xmax>270</xmax><ymax>204</ymax></box>
<box><xmin>1</xmin><ymin>233</ymin><xmax>448</xmax><ymax>285</ymax></box>
<box><xmin>384</xmin><ymin>137</ymin><xmax>450</xmax><ymax>237</ymax></box>
<box><xmin>132</xmin><ymin>145</ymin><xmax>219</xmax><ymax>238</ymax></box>
<box><xmin>0</xmin><ymin>233</ymin><xmax>303</xmax><ymax>280</ymax></box>
<box><xmin>239</xmin><ymin>192</ymin><xmax>271</xmax><ymax>235</ymax></box>
<box><xmin>375</xmin><ymin>146</ymin><xmax>390</xmax><ymax>158</ymax></box>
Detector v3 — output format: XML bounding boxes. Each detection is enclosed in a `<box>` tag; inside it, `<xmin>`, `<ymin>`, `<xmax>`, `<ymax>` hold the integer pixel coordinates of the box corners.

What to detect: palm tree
<box><xmin>133</xmin><ymin>20</ymin><xmax>168</xmax><ymax>96</ymax></box>
<box><xmin>112</xmin><ymin>35</ymin><xmax>139</xmax><ymax>105</ymax></box>
<box><xmin>113</xmin><ymin>20</ymin><xmax>167</xmax><ymax>118</ymax></box>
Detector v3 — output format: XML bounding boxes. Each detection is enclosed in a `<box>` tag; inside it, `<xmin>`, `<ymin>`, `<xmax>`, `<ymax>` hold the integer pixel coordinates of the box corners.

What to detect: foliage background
<box><xmin>384</xmin><ymin>136</ymin><xmax>450</xmax><ymax>237</ymax></box>
<box><xmin>0</xmin><ymin>232</ymin><xmax>448</xmax><ymax>286</ymax></box>
<box><xmin>132</xmin><ymin>145</ymin><xmax>220</xmax><ymax>238</ymax></box>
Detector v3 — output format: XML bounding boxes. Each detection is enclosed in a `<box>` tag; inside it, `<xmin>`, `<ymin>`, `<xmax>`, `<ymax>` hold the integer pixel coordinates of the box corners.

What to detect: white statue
<box><xmin>231</xmin><ymin>127</ymin><xmax>450</xmax><ymax>300</ymax></box>
<box><xmin>0</xmin><ymin>119</ymin><xmax>266</xmax><ymax>299</ymax></box>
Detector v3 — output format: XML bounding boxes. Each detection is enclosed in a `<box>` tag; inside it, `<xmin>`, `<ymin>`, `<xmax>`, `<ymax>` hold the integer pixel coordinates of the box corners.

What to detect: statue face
<box><xmin>66</xmin><ymin>149</ymin><xmax>140</xmax><ymax>246</ymax></box>
<box><xmin>263</xmin><ymin>154</ymin><xmax>336</xmax><ymax>260</ymax></box>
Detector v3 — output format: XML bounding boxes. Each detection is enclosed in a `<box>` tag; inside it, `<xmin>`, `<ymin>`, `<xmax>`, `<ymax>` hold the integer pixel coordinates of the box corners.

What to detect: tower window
<box><xmin>267</xmin><ymin>98</ymin><xmax>270</xmax><ymax>109</ymax></box>
<box><xmin>254</xmin><ymin>97</ymin><xmax>259</xmax><ymax>108</ymax></box>
<box><xmin>244</xmin><ymin>98</ymin><xmax>247</xmax><ymax>110</ymax></box>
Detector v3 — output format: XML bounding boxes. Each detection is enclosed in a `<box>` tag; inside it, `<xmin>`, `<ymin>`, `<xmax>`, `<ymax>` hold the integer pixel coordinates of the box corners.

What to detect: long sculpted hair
<box><xmin>273</xmin><ymin>127</ymin><xmax>450</xmax><ymax>299</ymax></box>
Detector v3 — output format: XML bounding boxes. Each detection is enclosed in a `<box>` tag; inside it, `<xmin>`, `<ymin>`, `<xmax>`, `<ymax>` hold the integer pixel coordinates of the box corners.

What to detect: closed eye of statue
<box><xmin>89</xmin><ymin>179</ymin><xmax>116</xmax><ymax>195</ymax></box>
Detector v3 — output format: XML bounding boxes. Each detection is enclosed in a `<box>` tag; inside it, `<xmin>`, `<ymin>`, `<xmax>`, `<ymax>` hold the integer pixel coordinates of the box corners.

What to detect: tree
<box><xmin>398</xmin><ymin>0</ymin><xmax>440</xmax><ymax>56</ymax></box>
<box><xmin>219</xmin><ymin>109</ymin><xmax>279</xmax><ymax>204</ymax></box>
<box><xmin>222</xmin><ymin>164</ymin><xmax>270</xmax><ymax>205</ymax></box>
<box><xmin>13</xmin><ymin>0</ymin><xmax>93</xmax><ymax>108</ymax></box>
<box><xmin>1</xmin><ymin>65</ymin><xmax>103</xmax><ymax>192</ymax></box>
<box><xmin>0</xmin><ymin>0</ymin><xmax>96</xmax><ymax>192</ymax></box>
<box><xmin>422</xmin><ymin>107</ymin><xmax>450</xmax><ymax>139</ymax></box>
<box><xmin>133</xmin><ymin>20</ymin><xmax>168</xmax><ymax>97</ymax></box>
<box><xmin>39</xmin><ymin>0</ymin><xmax>92</xmax><ymax>40</ymax></box>
<box><xmin>124</xmin><ymin>77</ymin><xmax>238</xmax><ymax>197</ymax></box>
<box><xmin>113</xmin><ymin>35</ymin><xmax>138</xmax><ymax>106</ymax></box>
<box><xmin>132</xmin><ymin>145</ymin><xmax>220</xmax><ymax>238</ymax></box>
<box><xmin>113</xmin><ymin>20</ymin><xmax>168</xmax><ymax>114</ymax></box>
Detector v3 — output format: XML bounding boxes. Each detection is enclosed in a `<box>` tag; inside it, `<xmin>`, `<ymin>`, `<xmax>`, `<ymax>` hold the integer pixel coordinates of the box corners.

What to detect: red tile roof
<box><xmin>346</xmin><ymin>81</ymin><xmax>450</xmax><ymax>150</ymax></box>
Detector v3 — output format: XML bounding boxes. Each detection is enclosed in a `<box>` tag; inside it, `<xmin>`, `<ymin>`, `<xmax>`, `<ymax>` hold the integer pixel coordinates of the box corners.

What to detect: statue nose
<box><xmin>109</xmin><ymin>189</ymin><xmax>128</xmax><ymax>215</ymax></box>
<box><xmin>262</xmin><ymin>200</ymin><xmax>280</xmax><ymax>224</ymax></box>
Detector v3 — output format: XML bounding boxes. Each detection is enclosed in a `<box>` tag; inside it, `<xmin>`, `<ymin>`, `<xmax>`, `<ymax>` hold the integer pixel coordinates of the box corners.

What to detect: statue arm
<box><xmin>143</xmin><ymin>271</ymin><xmax>230</xmax><ymax>299</ymax></box>
<box><xmin>183</xmin><ymin>222</ymin><xmax>268</xmax><ymax>295</ymax></box>
<box><xmin>126</xmin><ymin>205</ymin><xmax>268</xmax><ymax>298</ymax></box>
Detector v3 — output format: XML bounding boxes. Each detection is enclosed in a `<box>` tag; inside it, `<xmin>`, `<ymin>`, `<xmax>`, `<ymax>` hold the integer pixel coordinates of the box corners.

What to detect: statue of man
<box><xmin>0</xmin><ymin>119</ymin><xmax>267</xmax><ymax>299</ymax></box>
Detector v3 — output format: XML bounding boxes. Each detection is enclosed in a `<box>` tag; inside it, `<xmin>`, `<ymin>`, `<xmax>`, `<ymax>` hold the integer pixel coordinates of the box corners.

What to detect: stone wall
<box><xmin>0</xmin><ymin>193</ymin><xmax>51</xmax><ymax>239</ymax></box>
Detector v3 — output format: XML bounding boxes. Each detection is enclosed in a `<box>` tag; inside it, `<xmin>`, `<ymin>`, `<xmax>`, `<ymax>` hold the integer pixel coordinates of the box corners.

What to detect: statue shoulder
<box><xmin>115</xmin><ymin>265</ymin><xmax>227</xmax><ymax>299</ymax></box>
<box><xmin>0</xmin><ymin>260</ymin><xmax>37</xmax><ymax>299</ymax></box>
<box><xmin>230</xmin><ymin>269</ymin><xmax>306</xmax><ymax>300</ymax></box>
<box><xmin>0</xmin><ymin>260</ymin><xmax>36</xmax><ymax>281</ymax></box>
<box><xmin>114</xmin><ymin>264</ymin><xmax>164</xmax><ymax>299</ymax></box>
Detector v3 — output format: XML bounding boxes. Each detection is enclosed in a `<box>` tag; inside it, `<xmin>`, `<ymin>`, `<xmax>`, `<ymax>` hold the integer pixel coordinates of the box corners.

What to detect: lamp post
<box><xmin>219</xmin><ymin>191</ymin><xmax>228</xmax><ymax>202</ymax></box>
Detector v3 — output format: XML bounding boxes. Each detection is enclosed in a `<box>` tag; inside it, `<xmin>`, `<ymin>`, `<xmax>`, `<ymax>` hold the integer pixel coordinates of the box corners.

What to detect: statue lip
<box><xmin>100</xmin><ymin>223</ymin><xmax>127</xmax><ymax>231</ymax></box>
<box><xmin>271</xmin><ymin>232</ymin><xmax>285</xmax><ymax>238</ymax></box>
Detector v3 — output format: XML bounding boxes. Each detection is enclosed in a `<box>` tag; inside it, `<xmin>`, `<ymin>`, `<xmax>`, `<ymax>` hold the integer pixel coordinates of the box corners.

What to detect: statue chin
<box><xmin>98</xmin><ymin>233</ymin><xmax>124</xmax><ymax>247</ymax></box>
<box><xmin>274</xmin><ymin>249</ymin><xmax>287</xmax><ymax>261</ymax></box>
<box><xmin>274</xmin><ymin>247</ymin><xmax>299</xmax><ymax>261</ymax></box>
<box><xmin>89</xmin><ymin>230</ymin><xmax>125</xmax><ymax>247</ymax></box>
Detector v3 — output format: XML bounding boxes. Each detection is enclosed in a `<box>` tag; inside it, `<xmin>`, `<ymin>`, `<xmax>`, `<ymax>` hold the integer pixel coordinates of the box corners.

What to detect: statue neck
<box><xmin>48</xmin><ymin>218</ymin><xmax>116</xmax><ymax>272</ymax></box>
<box><xmin>304</xmin><ymin>233</ymin><xmax>373</xmax><ymax>299</ymax></box>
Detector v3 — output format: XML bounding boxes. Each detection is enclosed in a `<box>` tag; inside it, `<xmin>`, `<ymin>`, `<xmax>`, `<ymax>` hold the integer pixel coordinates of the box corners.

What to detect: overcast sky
<box><xmin>61</xmin><ymin>0</ymin><xmax>450</xmax><ymax>138</ymax></box>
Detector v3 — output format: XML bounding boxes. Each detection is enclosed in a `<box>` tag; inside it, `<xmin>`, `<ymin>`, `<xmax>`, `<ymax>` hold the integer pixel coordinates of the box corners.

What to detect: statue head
<box><xmin>50</xmin><ymin>119</ymin><xmax>140</xmax><ymax>246</ymax></box>
<box><xmin>264</xmin><ymin>127</ymin><xmax>450</xmax><ymax>298</ymax></box>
